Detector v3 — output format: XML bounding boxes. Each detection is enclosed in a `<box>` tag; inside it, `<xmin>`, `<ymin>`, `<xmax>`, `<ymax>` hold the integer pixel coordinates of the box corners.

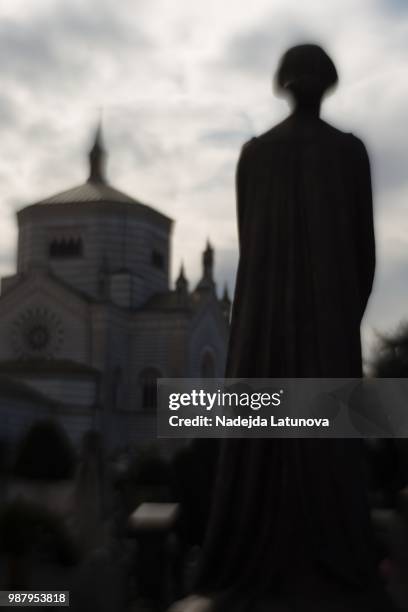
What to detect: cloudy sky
<box><xmin>0</xmin><ymin>0</ymin><xmax>407</xmax><ymax>360</ymax></box>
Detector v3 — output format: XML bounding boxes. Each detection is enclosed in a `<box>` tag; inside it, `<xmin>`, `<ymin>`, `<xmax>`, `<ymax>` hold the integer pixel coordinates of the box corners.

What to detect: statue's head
<box><xmin>274</xmin><ymin>44</ymin><xmax>338</xmax><ymax>107</ymax></box>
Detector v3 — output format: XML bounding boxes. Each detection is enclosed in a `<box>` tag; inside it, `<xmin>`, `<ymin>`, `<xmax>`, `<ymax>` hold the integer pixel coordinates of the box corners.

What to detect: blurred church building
<box><xmin>0</xmin><ymin>125</ymin><xmax>230</xmax><ymax>451</ymax></box>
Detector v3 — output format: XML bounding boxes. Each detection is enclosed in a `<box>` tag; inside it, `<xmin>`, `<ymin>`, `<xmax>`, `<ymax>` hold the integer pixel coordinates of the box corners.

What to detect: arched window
<box><xmin>49</xmin><ymin>237</ymin><xmax>83</xmax><ymax>258</ymax></box>
<box><xmin>201</xmin><ymin>350</ymin><xmax>215</xmax><ymax>378</ymax></box>
<box><xmin>151</xmin><ymin>249</ymin><xmax>165</xmax><ymax>270</ymax></box>
<box><xmin>139</xmin><ymin>367</ymin><xmax>161</xmax><ymax>411</ymax></box>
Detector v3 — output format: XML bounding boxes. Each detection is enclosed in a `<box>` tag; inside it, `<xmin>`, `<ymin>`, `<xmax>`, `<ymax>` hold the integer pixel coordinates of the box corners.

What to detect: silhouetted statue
<box><xmin>188</xmin><ymin>45</ymin><xmax>394</xmax><ymax>611</ymax></box>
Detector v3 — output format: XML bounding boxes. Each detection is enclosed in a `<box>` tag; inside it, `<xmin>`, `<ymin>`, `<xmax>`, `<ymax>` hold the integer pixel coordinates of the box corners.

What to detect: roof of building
<box><xmin>0</xmin><ymin>359</ymin><xmax>100</xmax><ymax>377</ymax></box>
<box><xmin>142</xmin><ymin>286</ymin><xmax>221</xmax><ymax>314</ymax></box>
<box><xmin>36</xmin><ymin>180</ymin><xmax>142</xmax><ymax>206</ymax></box>
<box><xmin>22</xmin><ymin>122</ymin><xmax>172</xmax><ymax>227</ymax></box>
<box><xmin>0</xmin><ymin>373</ymin><xmax>59</xmax><ymax>408</ymax></box>
<box><xmin>142</xmin><ymin>290</ymin><xmax>193</xmax><ymax>312</ymax></box>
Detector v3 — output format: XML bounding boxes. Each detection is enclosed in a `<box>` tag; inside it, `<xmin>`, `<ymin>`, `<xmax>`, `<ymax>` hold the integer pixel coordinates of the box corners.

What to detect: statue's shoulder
<box><xmin>241</xmin><ymin>136</ymin><xmax>258</xmax><ymax>152</ymax></box>
<box><xmin>239</xmin><ymin>129</ymin><xmax>278</xmax><ymax>155</ymax></box>
<box><xmin>336</xmin><ymin>130</ymin><xmax>369</xmax><ymax>164</ymax></box>
<box><xmin>256</xmin><ymin>119</ymin><xmax>290</xmax><ymax>142</ymax></box>
<box><xmin>320</xmin><ymin>127</ymin><xmax>370</xmax><ymax>171</ymax></box>
<box><xmin>237</xmin><ymin>137</ymin><xmax>258</xmax><ymax>166</ymax></box>
<box><xmin>250</xmin><ymin>118</ymin><xmax>308</xmax><ymax>148</ymax></box>
<box><xmin>347</xmin><ymin>131</ymin><xmax>368</xmax><ymax>151</ymax></box>
<box><xmin>322</xmin><ymin>122</ymin><xmax>366</xmax><ymax>147</ymax></box>
<box><xmin>238</xmin><ymin>126</ymin><xmax>289</xmax><ymax>167</ymax></box>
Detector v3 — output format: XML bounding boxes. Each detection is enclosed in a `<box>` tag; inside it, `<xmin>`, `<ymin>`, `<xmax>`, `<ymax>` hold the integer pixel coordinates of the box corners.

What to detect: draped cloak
<box><xmin>194</xmin><ymin>114</ymin><xmax>393</xmax><ymax>610</ymax></box>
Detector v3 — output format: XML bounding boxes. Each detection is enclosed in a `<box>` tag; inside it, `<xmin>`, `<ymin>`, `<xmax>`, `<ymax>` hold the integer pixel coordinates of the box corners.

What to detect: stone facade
<box><xmin>0</xmin><ymin>125</ymin><xmax>230</xmax><ymax>452</ymax></box>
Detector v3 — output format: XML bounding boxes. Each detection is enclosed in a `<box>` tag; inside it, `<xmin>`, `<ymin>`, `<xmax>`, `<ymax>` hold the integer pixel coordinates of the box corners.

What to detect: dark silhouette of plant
<box><xmin>368</xmin><ymin>322</ymin><xmax>408</xmax><ymax>507</ymax></box>
<box><xmin>370</xmin><ymin>322</ymin><xmax>408</xmax><ymax>377</ymax></box>
<box><xmin>13</xmin><ymin>419</ymin><xmax>76</xmax><ymax>480</ymax></box>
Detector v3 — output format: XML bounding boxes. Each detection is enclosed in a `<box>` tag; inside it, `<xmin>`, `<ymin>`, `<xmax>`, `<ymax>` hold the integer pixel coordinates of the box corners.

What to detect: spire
<box><xmin>176</xmin><ymin>262</ymin><xmax>189</xmax><ymax>294</ymax></box>
<box><xmin>221</xmin><ymin>282</ymin><xmax>231</xmax><ymax>321</ymax></box>
<box><xmin>202</xmin><ymin>239</ymin><xmax>214</xmax><ymax>282</ymax></box>
<box><xmin>196</xmin><ymin>239</ymin><xmax>216</xmax><ymax>292</ymax></box>
<box><xmin>88</xmin><ymin>119</ymin><xmax>106</xmax><ymax>184</ymax></box>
